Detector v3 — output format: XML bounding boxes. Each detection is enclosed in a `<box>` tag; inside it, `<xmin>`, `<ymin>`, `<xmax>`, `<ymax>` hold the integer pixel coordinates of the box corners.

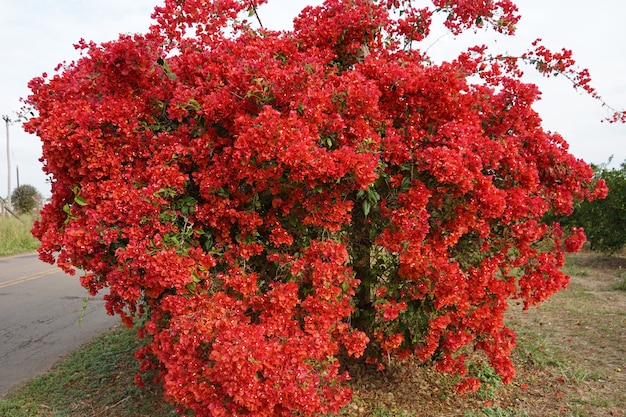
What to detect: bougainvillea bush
<box><xmin>25</xmin><ymin>0</ymin><xmax>617</xmax><ymax>415</ymax></box>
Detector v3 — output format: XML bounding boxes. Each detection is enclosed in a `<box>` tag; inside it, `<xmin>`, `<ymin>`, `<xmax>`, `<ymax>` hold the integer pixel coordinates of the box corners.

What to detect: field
<box><xmin>0</xmin><ymin>250</ymin><xmax>624</xmax><ymax>417</ymax></box>
<box><xmin>0</xmin><ymin>214</ymin><xmax>40</xmax><ymax>256</ymax></box>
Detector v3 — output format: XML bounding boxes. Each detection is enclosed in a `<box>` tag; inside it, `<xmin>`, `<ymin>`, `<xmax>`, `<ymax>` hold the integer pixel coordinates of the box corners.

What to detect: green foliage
<box><xmin>10</xmin><ymin>184</ymin><xmax>43</xmax><ymax>215</ymax></box>
<box><xmin>469</xmin><ymin>361</ymin><xmax>503</xmax><ymax>400</ymax></box>
<box><xmin>554</xmin><ymin>159</ymin><xmax>626</xmax><ymax>254</ymax></box>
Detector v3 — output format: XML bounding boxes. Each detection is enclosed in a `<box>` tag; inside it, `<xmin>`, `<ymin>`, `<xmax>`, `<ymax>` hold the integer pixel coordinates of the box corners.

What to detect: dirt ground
<box><xmin>337</xmin><ymin>251</ymin><xmax>626</xmax><ymax>417</ymax></box>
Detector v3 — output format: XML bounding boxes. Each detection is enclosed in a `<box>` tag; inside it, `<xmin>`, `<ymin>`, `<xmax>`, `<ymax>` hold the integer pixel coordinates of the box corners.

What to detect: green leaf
<box><xmin>187</xmin><ymin>99</ymin><xmax>200</xmax><ymax>110</ymax></box>
<box><xmin>366</xmin><ymin>187</ymin><xmax>380</xmax><ymax>203</ymax></box>
<box><xmin>401</xmin><ymin>176</ymin><xmax>411</xmax><ymax>191</ymax></box>
<box><xmin>362</xmin><ymin>200</ymin><xmax>371</xmax><ymax>217</ymax></box>
<box><xmin>216</xmin><ymin>188</ymin><xmax>230</xmax><ymax>198</ymax></box>
<box><xmin>74</xmin><ymin>195</ymin><xmax>87</xmax><ymax>206</ymax></box>
<box><xmin>157</xmin><ymin>57</ymin><xmax>177</xmax><ymax>81</ymax></box>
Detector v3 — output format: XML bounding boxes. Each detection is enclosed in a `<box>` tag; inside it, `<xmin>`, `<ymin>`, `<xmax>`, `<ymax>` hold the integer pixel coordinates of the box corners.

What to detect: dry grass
<box><xmin>0</xmin><ymin>214</ymin><xmax>39</xmax><ymax>256</ymax></box>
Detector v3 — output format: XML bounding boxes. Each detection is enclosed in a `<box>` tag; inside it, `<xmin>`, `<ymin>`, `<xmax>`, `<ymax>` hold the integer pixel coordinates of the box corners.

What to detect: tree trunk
<box><xmin>349</xmin><ymin>203</ymin><xmax>374</xmax><ymax>334</ymax></box>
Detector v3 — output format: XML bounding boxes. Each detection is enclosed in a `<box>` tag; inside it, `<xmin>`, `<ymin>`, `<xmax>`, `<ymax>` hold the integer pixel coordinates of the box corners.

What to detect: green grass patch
<box><xmin>538</xmin><ymin>282</ymin><xmax>601</xmax><ymax>315</ymax></box>
<box><xmin>512</xmin><ymin>328</ymin><xmax>566</xmax><ymax>370</ymax></box>
<box><xmin>562</xmin><ymin>262</ymin><xmax>589</xmax><ymax>277</ymax></box>
<box><xmin>0</xmin><ymin>215</ymin><xmax>39</xmax><ymax>256</ymax></box>
<box><xmin>465</xmin><ymin>361</ymin><xmax>503</xmax><ymax>401</ymax></box>
<box><xmin>0</xmin><ymin>325</ymin><xmax>177</xmax><ymax>417</ymax></box>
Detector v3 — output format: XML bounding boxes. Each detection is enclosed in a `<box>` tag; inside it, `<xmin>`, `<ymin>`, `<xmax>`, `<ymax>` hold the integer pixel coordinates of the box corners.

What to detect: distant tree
<box><xmin>556</xmin><ymin>160</ymin><xmax>626</xmax><ymax>254</ymax></box>
<box><xmin>11</xmin><ymin>184</ymin><xmax>42</xmax><ymax>215</ymax></box>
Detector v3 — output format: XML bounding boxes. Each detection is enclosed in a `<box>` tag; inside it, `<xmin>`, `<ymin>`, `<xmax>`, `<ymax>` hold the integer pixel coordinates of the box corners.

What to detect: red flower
<box><xmin>26</xmin><ymin>0</ymin><xmax>614</xmax><ymax>414</ymax></box>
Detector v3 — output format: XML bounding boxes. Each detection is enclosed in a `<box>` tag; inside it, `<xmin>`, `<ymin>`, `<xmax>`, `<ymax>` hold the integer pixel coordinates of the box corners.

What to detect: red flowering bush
<box><xmin>25</xmin><ymin>0</ymin><xmax>616</xmax><ymax>415</ymax></box>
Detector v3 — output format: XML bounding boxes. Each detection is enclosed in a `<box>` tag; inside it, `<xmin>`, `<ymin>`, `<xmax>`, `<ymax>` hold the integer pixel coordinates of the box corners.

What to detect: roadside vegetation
<box><xmin>1</xmin><ymin>250</ymin><xmax>624</xmax><ymax>417</ymax></box>
<box><xmin>549</xmin><ymin>159</ymin><xmax>626</xmax><ymax>255</ymax></box>
<box><xmin>0</xmin><ymin>214</ymin><xmax>39</xmax><ymax>257</ymax></box>
<box><xmin>0</xmin><ymin>324</ymin><xmax>178</xmax><ymax>417</ymax></box>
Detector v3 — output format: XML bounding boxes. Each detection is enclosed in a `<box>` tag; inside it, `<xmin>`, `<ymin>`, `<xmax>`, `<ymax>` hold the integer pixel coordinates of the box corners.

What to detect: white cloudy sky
<box><xmin>0</xmin><ymin>1</ymin><xmax>624</xmax><ymax>197</ymax></box>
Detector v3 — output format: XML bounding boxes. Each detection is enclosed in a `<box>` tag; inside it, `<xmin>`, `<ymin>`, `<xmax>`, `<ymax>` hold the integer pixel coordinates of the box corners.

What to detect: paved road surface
<box><xmin>0</xmin><ymin>252</ymin><xmax>119</xmax><ymax>397</ymax></box>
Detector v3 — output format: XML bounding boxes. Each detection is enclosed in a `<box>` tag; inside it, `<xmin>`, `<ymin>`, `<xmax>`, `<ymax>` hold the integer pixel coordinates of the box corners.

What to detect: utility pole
<box><xmin>2</xmin><ymin>115</ymin><xmax>10</xmax><ymax>210</ymax></box>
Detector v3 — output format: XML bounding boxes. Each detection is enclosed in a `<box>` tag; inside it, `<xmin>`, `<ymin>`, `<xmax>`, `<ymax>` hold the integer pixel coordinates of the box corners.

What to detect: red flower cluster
<box><xmin>25</xmin><ymin>0</ymin><xmax>611</xmax><ymax>415</ymax></box>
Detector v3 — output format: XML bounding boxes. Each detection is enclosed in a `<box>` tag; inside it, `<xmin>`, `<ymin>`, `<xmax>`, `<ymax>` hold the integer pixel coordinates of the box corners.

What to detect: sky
<box><xmin>0</xmin><ymin>1</ymin><xmax>624</xmax><ymax>198</ymax></box>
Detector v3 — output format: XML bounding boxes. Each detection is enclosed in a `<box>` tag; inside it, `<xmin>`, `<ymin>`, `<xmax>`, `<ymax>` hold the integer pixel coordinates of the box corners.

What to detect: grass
<box><xmin>613</xmin><ymin>276</ymin><xmax>626</xmax><ymax>291</ymax></box>
<box><xmin>562</xmin><ymin>262</ymin><xmax>590</xmax><ymax>277</ymax></box>
<box><xmin>0</xmin><ymin>214</ymin><xmax>40</xmax><ymax>256</ymax></box>
<box><xmin>465</xmin><ymin>406</ymin><xmax>529</xmax><ymax>417</ymax></box>
<box><xmin>0</xmin><ymin>325</ymin><xmax>178</xmax><ymax>417</ymax></box>
<box><xmin>510</xmin><ymin>326</ymin><xmax>566</xmax><ymax>370</ymax></box>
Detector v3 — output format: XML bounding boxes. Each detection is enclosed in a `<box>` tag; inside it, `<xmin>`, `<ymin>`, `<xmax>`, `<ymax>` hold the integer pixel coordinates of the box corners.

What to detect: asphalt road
<box><xmin>0</xmin><ymin>252</ymin><xmax>119</xmax><ymax>397</ymax></box>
